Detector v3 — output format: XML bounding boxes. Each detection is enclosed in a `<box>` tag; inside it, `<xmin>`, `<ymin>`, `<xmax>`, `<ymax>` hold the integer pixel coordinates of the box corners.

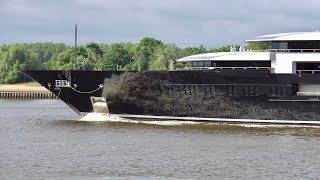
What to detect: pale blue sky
<box><xmin>1</xmin><ymin>0</ymin><xmax>320</xmax><ymax>48</ymax></box>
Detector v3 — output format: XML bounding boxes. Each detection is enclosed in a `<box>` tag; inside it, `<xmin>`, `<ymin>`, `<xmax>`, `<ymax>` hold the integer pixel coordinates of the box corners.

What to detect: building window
<box><xmin>272</xmin><ymin>42</ymin><xmax>288</xmax><ymax>50</ymax></box>
<box><xmin>192</xmin><ymin>62</ymin><xmax>199</xmax><ymax>67</ymax></box>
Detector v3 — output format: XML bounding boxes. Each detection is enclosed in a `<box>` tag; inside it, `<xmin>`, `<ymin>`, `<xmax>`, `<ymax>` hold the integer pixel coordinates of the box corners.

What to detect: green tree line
<box><xmin>0</xmin><ymin>37</ymin><xmax>240</xmax><ymax>84</ymax></box>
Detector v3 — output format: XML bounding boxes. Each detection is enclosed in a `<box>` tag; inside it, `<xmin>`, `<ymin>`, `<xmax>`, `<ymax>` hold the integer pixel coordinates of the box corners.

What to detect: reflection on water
<box><xmin>1</xmin><ymin>100</ymin><xmax>320</xmax><ymax>179</ymax></box>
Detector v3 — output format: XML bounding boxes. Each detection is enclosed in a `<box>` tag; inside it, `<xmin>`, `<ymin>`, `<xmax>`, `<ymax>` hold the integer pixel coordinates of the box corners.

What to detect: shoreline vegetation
<box><xmin>0</xmin><ymin>37</ymin><xmax>243</xmax><ymax>84</ymax></box>
<box><xmin>0</xmin><ymin>37</ymin><xmax>266</xmax><ymax>84</ymax></box>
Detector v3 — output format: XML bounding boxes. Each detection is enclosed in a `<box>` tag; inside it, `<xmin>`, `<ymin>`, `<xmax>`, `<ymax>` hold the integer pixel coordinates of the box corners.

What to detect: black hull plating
<box><xmin>23</xmin><ymin>70</ymin><xmax>320</xmax><ymax>121</ymax></box>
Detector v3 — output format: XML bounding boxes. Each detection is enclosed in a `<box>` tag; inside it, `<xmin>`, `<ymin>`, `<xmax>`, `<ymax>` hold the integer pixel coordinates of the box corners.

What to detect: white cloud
<box><xmin>1</xmin><ymin>0</ymin><xmax>320</xmax><ymax>48</ymax></box>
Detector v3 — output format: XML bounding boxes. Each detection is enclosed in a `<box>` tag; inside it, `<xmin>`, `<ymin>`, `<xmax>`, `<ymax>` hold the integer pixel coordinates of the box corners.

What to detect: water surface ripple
<box><xmin>1</xmin><ymin>100</ymin><xmax>320</xmax><ymax>179</ymax></box>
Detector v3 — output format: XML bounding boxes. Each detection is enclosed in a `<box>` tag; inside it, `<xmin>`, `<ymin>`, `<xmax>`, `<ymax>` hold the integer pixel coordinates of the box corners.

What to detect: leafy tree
<box><xmin>0</xmin><ymin>45</ymin><xmax>32</xmax><ymax>83</ymax></box>
<box><xmin>121</xmin><ymin>42</ymin><xmax>136</xmax><ymax>70</ymax></box>
<box><xmin>0</xmin><ymin>38</ymin><xmax>249</xmax><ymax>83</ymax></box>
<box><xmin>19</xmin><ymin>42</ymin><xmax>67</xmax><ymax>70</ymax></box>
<box><xmin>149</xmin><ymin>44</ymin><xmax>180</xmax><ymax>70</ymax></box>
<box><xmin>180</xmin><ymin>45</ymin><xmax>206</xmax><ymax>57</ymax></box>
<box><xmin>101</xmin><ymin>43</ymin><xmax>132</xmax><ymax>70</ymax></box>
<box><xmin>86</xmin><ymin>42</ymin><xmax>103</xmax><ymax>57</ymax></box>
<box><xmin>133</xmin><ymin>37</ymin><xmax>164</xmax><ymax>70</ymax></box>
<box><xmin>207</xmin><ymin>45</ymin><xmax>237</xmax><ymax>52</ymax></box>
<box><xmin>46</xmin><ymin>48</ymin><xmax>74</xmax><ymax>70</ymax></box>
<box><xmin>245</xmin><ymin>43</ymin><xmax>272</xmax><ymax>51</ymax></box>
<box><xmin>85</xmin><ymin>42</ymin><xmax>104</xmax><ymax>70</ymax></box>
<box><xmin>45</xmin><ymin>46</ymin><xmax>90</xmax><ymax>70</ymax></box>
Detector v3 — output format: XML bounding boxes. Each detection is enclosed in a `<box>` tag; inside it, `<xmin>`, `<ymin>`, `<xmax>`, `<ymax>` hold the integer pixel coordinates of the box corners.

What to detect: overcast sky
<box><xmin>1</xmin><ymin>0</ymin><xmax>320</xmax><ymax>48</ymax></box>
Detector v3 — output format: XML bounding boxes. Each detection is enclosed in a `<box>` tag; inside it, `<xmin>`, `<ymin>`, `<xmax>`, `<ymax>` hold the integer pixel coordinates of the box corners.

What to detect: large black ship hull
<box><xmin>23</xmin><ymin>70</ymin><xmax>320</xmax><ymax>121</ymax></box>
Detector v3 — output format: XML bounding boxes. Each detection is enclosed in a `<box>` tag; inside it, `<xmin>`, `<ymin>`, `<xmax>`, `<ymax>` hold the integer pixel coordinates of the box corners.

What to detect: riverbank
<box><xmin>0</xmin><ymin>82</ymin><xmax>48</xmax><ymax>92</ymax></box>
<box><xmin>0</xmin><ymin>82</ymin><xmax>56</xmax><ymax>99</ymax></box>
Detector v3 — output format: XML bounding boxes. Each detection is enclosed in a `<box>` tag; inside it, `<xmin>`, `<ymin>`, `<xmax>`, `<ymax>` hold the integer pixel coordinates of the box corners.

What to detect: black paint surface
<box><xmin>23</xmin><ymin>70</ymin><xmax>320</xmax><ymax>120</ymax></box>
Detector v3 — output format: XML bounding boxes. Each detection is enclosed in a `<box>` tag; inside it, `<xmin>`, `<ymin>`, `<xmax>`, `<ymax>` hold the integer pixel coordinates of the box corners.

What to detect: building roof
<box><xmin>246</xmin><ymin>31</ymin><xmax>320</xmax><ymax>42</ymax></box>
<box><xmin>177</xmin><ymin>52</ymin><xmax>271</xmax><ymax>62</ymax></box>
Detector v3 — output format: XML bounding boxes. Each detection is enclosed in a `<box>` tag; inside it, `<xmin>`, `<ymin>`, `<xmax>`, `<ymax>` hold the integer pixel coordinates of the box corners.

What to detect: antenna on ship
<box><xmin>74</xmin><ymin>24</ymin><xmax>78</xmax><ymax>70</ymax></box>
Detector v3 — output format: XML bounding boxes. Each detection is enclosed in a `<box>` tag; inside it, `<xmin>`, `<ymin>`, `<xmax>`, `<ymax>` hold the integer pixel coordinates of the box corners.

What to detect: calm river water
<box><xmin>1</xmin><ymin>99</ymin><xmax>320</xmax><ymax>179</ymax></box>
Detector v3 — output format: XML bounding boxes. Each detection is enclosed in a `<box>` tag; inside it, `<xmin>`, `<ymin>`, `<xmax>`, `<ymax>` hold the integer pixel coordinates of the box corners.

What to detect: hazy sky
<box><xmin>1</xmin><ymin>0</ymin><xmax>320</xmax><ymax>48</ymax></box>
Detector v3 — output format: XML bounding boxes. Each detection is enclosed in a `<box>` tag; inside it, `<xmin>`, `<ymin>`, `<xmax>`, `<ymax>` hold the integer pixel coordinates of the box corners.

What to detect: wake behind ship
<box><xmin>23</xmin><ymin>32</ymin><xmax>320</xmax><ymax>121</ymax></box>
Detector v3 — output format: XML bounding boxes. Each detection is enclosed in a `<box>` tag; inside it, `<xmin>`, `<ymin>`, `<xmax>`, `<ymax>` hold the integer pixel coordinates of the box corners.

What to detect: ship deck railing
<box><xmin>297</xmin><ymin>70</ymin><xmax>320</xmax><ymax>74</ymax></box>
<box><xmin>181</xmin><ymin>67</ymin><xmax>271</xmax><ymax>70</ymax></box>
<box><xmin>245</xmin><ymin>49</ymin><xmax>320</xmax><ymax>53</ymax></box>
<box><xmin>297</xmin><ymin>92</ymin><xmax>320</xmax><ymax>96</ymax></box>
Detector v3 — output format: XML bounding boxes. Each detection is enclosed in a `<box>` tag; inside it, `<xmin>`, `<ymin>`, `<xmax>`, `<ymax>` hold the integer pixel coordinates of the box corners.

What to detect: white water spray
<box><xmin>80</xmin><ymin>113</ymin><xmax>127</xmax><ymax>122</ymax></box>
<box><xmin>79</xmin><ymin>112</ymin><xmax>205</xmax><ymax>126</ymax></box>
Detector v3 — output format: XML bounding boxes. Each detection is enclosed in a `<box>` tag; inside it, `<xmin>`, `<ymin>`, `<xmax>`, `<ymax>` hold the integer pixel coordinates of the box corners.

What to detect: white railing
<box><xmin>297</xmin><ymin>70</ymin><xmax>320</xmax><ymax>74</ymax></box>
<box><xmin>297</xmin><ymin>92</ymin><xmax>320</xmax><ymax>96</ymax></box>
<box><xmin>245</xmin><ymin>49</ymin><xmax>320</xmax><ymax>53</ymax></box>
<box><xmin>270</xmin><ymin>49</ymin><xmax>320</xmax><ymax>53</ymax></box>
